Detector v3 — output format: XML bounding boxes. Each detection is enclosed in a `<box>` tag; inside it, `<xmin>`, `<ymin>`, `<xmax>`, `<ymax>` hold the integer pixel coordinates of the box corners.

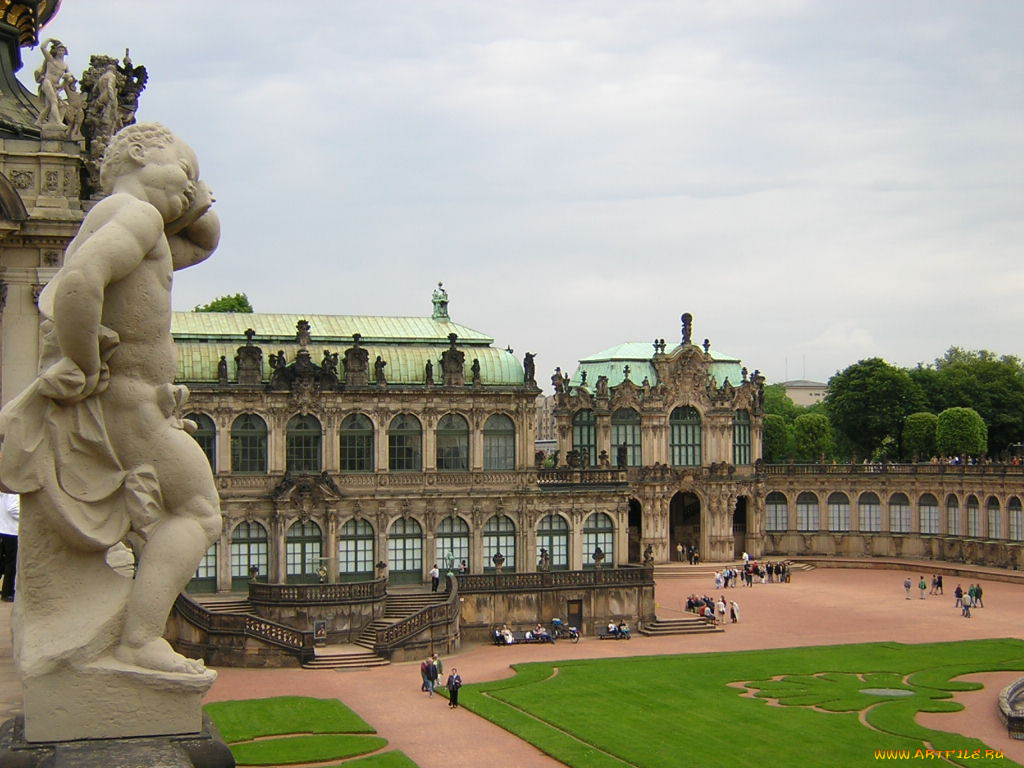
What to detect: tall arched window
<box><xmin>572</xmin><ymin>410</ymin><xmax>597</xmax><ymax>466</ymax></box>
<box><xmin>286</xmin><ymin>520</ymin><xmax>323</xmax><ymax>583</ymax></box>
<box><xmin>669</xmin><ymin>406</ymin><xmax>702</xmax><ymax>466</ymax></box>
<box><xmin>286</xmin><ymin>414</ymin><xmax>322</xmax><ymax>473</ymax></box>
<box><xmin>1009</xmin><ymin>497</ymin><xmax>1022</xmax><ymax>542</ymax></box>
<box><xmin>946</xmin><ymin>494</ymin><xmax>961</xmax><ymax>537</ymax></box>
<box><xmin>796</xmin><ymin>492</ymin><xmax>819</xmax><ymax>531</ymax></box>
<box><xmin>483</xmin><ymin>514</ymin><xmax>516</xmax><ymax>571</ymax></box>
<box><xmin>339</xmin><ymin>518</ymin><xmax>374</xmax><ymax>581</ymax></box>
<box><xmin>827</xmin><ymin>492</ymin><xmax>850</xmax><ymax>531</ymax></box>
<box><xmin>190</xmin><ymin>543</ymin><xmax>217</xmax><ymax>593</ymax></box>
<box><xmin>889</xmin><ymin>493</ymin><xmax>911</xmax><ymax>534</ymax></box>
<box><xmin>536</xmin><ymin>514</ymin><xmax>569</xmax><ymax>570</ymax></box>
<box><xmin>858</xmin><ymin>492</ymin><xmax>881</xmax><ymax>532</ymax></box>
<box><xmin>340</xmin><ymin>413</ymin><xmax>374</xmax><ymax>472</ymax></box>
<box><xmin>231</xmin><ymin>521</ymin><xmax>268</xmax><ymax>589</ymax></box>
<box><xmin>388</xmin><ymin>414</ymin><xmax>422</xmax><ymax>471</ymax></box>
<box><xmin>766</xmin><ymin>492</ymin><xmax>788</xmax><ymax>531</ymax></box>
<box><xmin>231</xmin><ymin>413</ymin><xmax>267</xmax><ymax>474</ymax></box>
<box><xmin>483</xmin><ymin>414</ymin><xmax>516</xmax><ymax>470</ymax></box>
<box><xmin>733</xmin><ymin>410</ymin><xmax>751</xmax><ymax>465</ymax></box>
<box><xmin>919</xmin><ymin>494</ymin><xmax>939</xmax><ymax>535</ymax></box>
<box><xmin>966</xmin><ymin>495</ymin><xmax>980</xmax><ymax>537</ymax></box>
<box><xmin>987</xmin><ymin>496</ymin><xmax>1001</xmax><ymax>539</ymax></box>
<box><xmin>436</xmin><ymin>515</ymin><xmax>470</xmax><ymax>570</ymax></box>
<box><xmin>611</xmin><ymin>408</ymin><xmax>642</xmax><ymax>467</ymax></box>
<box><xmin>436</xmin><ymin>413</ymin><xmax>469</xmax><ymax>471</ymax></box>
<box><xmin>582</xmin><ymin>512</ymin><xmax>614</xmax><ymax>567</ymax></box>
<box><xmin>186</xmin><ymin>412</ymin><xmax>216</xmax><ymax>471</ymax></box>
<box><xmin>387</xmin><ymin>517</ymin><xmax>423</xmax><ymax>584</ymax></box>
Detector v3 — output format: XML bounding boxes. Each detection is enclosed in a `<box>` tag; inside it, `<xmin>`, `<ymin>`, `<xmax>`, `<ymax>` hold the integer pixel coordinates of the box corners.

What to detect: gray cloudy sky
<box><xmin>42</xmin><ymin>1</ymin><xmax>1023</xmax><ymax>385</ymax></box>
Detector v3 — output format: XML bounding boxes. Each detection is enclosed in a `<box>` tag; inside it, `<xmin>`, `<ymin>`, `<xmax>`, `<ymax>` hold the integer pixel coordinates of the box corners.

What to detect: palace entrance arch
<box><xmin>669</xmin><ymin>491</ymin><xmax>701</xmax><ymax>558</ymax></box>
<box><xmin>628</xmin><ymin>498</ymin><xmax>643</xmax><ymax>562</ymax></box>
<box><xmin>733</xmin><ymin>496</ymin><xmax>748</xmax><ymax>559</ymax></box>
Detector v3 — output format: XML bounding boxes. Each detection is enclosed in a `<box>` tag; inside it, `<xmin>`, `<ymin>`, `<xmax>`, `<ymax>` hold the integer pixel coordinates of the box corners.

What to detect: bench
<box><xmin>493</xmin><ymin>629</ymin><xmax>555</xmax><ymax>645</ymax></box>
<box><xmin>598</xmin><ymin>629</ymin><xmax>631</xmax><ymax>640</ymax></box>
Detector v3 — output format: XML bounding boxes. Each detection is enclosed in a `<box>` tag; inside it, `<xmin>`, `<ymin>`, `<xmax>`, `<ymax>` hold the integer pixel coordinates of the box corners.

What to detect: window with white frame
<box><xmin>827</xmin><ymin>492</ymin><xmax>850</xmax><ymax>532</ymax></box>
<box><xmin>796</xmin><ymin>492</ymin><xmax>819</xmax><ymax>531</ymax></box>
<box><xmin>858</xmin><ymin>493</ymin><xmax>881</xmax><ymax>532</ymax></box>
<box><xmin>766</xmin><ymin>492</ymin><xmax>788</xmax><ymax>531</ymax></box>
<box><xmin>919</xmin><ymin>494</ymin><xmax>939</xmax><ymax>535</ymax></box>
<box><xmin>889</xmin><ymin>493</ymin><xmax>911</xmax><ymax>534</ymax></box>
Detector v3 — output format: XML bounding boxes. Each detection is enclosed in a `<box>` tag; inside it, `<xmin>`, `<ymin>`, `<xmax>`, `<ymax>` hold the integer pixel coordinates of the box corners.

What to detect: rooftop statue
<box><xmin>0</xmin><ymin>123</ymin><xmax>221</xmax><ymax>741</ymax></box>
<box><xmin>34</xmin><ymin>38</ymin><xmax>71</xmax><ymax>131</ymax></box>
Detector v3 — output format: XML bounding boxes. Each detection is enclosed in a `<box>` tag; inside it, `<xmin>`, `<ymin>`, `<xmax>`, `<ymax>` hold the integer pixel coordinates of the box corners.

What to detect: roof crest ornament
<box><xmin>681</xmin><ymin>312</ymin><xmax>692</xmax><ymax>345</ymax></box>
<box><xmin>432</xmin><ymin>281</ymin><xmax>449</xmax><ymax>320</ymax></box>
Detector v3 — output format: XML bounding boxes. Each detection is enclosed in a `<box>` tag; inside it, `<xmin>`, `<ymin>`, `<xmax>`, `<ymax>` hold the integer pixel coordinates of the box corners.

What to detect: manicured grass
<box><xmin>205</xmin><ymin>695</ymin><xmax>374</xmax><ymax>742</ymax></box>
<box><xmin>205</xmin><ymin>696</ymin><xmax>416</xmax><ymax>767</ymax></box>
<box><xmin>229</xmin><ymin>733</ymin><xmax>387</xmax><ymax>765</ymax></box>
<box><xmin>459</xmin><ymin>638</ymin><xmax>1024</xmax><ymax>768</ymax></box>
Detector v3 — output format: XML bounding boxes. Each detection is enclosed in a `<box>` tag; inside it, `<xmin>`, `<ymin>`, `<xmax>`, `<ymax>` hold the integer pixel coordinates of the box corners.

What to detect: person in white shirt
<box><xmin>0</xmin><ymin>491</ymin><xmax>19</xmax><ymax>602</ymax></box>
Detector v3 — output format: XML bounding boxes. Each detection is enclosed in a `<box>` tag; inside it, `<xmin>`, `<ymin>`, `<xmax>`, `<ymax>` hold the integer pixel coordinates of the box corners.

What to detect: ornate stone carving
<box><xmin>11</xmin><ymin>170</ymin><xmax>33</xmax><ymax>190</ymax></box>
<box><xmin>42</xmin><ymin>249</ymin><xmax>61</xmax><ymax>267</ymax></box>
<box><xmin>235</xmin><ymin>328</ymin><xmax>263</xmax><ymax>386</ymax></box>
<box><xmin>441</xmin><ymin>333</ymin><xmax>465</xmax><ymax>386</ymax></box>
<box><xmin>343</xmin><ymin>333</ymin><xmax>369</xmax><ymax>386</ymax></box>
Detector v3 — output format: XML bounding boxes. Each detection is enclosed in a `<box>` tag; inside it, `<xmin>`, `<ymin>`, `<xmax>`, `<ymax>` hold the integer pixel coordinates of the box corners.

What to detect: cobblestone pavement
<box><xmin>2</xmin><ymin>562</ymin><xmax>1023</xmax><ymax>766</ymax></box>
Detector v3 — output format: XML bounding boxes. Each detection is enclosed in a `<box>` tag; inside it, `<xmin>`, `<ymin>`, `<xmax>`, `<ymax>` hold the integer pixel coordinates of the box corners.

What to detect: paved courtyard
<box><xmin>2</xmin><ymin>562</ymin><xmax>1023</xmax><ymax>766</ymax></box>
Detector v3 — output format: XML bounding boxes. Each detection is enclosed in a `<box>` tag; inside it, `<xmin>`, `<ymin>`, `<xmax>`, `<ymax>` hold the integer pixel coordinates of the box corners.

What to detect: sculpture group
<box><xmin>0</xmin><ymin>121</ymin><xmax>220</xmax><ymax>741</ymax></box>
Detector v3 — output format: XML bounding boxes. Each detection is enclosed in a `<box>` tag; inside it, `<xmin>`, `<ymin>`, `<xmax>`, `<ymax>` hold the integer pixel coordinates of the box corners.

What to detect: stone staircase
<box><xmin>302</xmin><ymin>645</ymin><xmax>391</xmax><ymax>670</ymax></box>
<box><xmin>195</xmin><ymin>595</ymin><xmax>254</xmax><ymax>614</ymax></box>
<box><xmin>638</xmin><ymin>615</ymin><xmax>724</xmax><ymax>636</ymax></box>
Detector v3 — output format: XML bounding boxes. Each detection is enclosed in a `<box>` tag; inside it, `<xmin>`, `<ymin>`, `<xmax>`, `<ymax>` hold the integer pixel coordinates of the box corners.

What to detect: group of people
<box><xmin>685</xmin><ymin>594</ymin><xmax>739</xmax><ymax>624</ymax></box>
<box><xmin>492</xmin><ymin>623</ymin><xmax>556</xmax><ymax>644</ymax></box>
<box><xmin>605</xmin><ymin>620</ymin><xmax>631</xmax><ymax>638</ymax></box>
<box><xmin>954</xmin><ymin>583</ymin><xmax>984</xmax><ymax>618</ymax></box>
<box><xmin>419</xmin><ymin>653</ymin><xmax>463</xmax><ymax>708</ymax></box>
<box><xmin>714</xmin><ymin>560</ymin><xmax>790</xmax><ymax>589</ymax></box>
<box><xmin>675</xmin><ymin>543</ymin><xmax>700</xmax><ymax>564</ymax></box>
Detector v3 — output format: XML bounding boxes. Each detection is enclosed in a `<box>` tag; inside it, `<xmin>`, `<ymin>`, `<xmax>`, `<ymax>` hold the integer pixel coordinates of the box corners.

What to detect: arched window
<box><xmin>765</xmin><ymin>492</ymin><xmax>788</xmax><ymax>531</ymax></box>
<box><xmin>987</xmin><ymin>496</ymin><xmax>1001</xmax><ymax>539</ymax></box>
<box><xmin>889</xmin><ymin>493</ymin><xmax>911</xmax><ymax>534</ymax></box>
<box><xmin>436</xmin><ymin>413</ymin><xmax>469</xmax><ymax>471</ymax></box>
<box><xmin>388</xmin><ymin>414</ymin><xmax>422</xmax><ymax>471</ymax></box>
<box><xmin>966</xmin><ymin>495</ymin><xmax>980</xmax><ymax>537</ymax></box>
<box><xmin>483</xmin><ymin>514</ymin><xmax>516</xmax><ymax>571</ymax></box>
<box><xmin>286</xmin><ymin>520</ymin><xmax>323</xmax><ymax>583</ymax></box>
<box><xmin>186</xmin><ymin>412</ymin><xmax>216</xmax><ymax>471</ymax></box>
<box><xmin>858</xmin><ymin>492</ymin><xmax>881</xmax><ymax>532</ymax></box>
<box><xmin>582</xmin><ymin>512</ymin><xmax>614</xmax><ymax>567</ymax></box>
<box><xmin>572</xmin><ymin>410</ymin><xmax>597</xmax><ymax>466</ymax></box>
<box><xmin>611</xmin><ymin>408</ymin><xmax>642</xmax><ymax>467</ymax></box>
<box><xmin>1009</xmin><ymin>497</ymin><xmax>1022</xmax><ymax>542</ymax></box>
<box><xmin>796</xmin><ymin>492</ymin><xmax>819</xmax><ymax>531</ymax></box>
<box><xmin>827</xmin><ymin>492</ymin><xmax>850</xmax><ymax>532</ymax></box>
<box><xmin>733</xmin><ymin>410</ymin><xmax>751</xmax><ymax>466</ymax></box>
<box><xmin>231</xmin><ymin>521</ymin><xmax>268</xmax><ymax>589</ymax></box>
<box><xmin>340</xmin><ymin>413</ymin><xmax>374</xmax><ymax>472</ymax></box>
<box><xmin>483</xmin><ymin>414</ymin><xmax>516</xmax><ymax>471</ymax></box>
<box><xmin>919</xmin><ymin>494</ymin><xmax>939</xmax><ymax>535</ymax></box>
<box><xmin>669</xmin><ymin>406</ymin><xmax>702</xmax><ymax>466</ymax></box>
<box><xmin>339</xmin><ymin>518</ymin><xmax>374</xmax><ymax>581</ymax></box>
<box><xmin>231</xmin><ymin>413</ymin><xmax>267</xmax><ymax>474</ymax></box>
<box><xmin>436</xmin><ymin>515</ymin><xmax>470</xmax><ymax>570</ymax></box>
<box><xmin>286</xmin><ymin>414</ymin><xmax>322</xmax><ymax>473</ymax></box>
<box><xmin>536</xmin><ymin>514</ymin><xmax>569</xmax><ymax>570</ymax></box>
<box><xmin>189</xmin><ymin>543</ymin><xmax>217</xmax><ymax>593</ymax></box>
<box><xmin>387</xmin><ymin>517</ymin><xmax>423</xmax><ymax>584</ymax></box>
<box><xmin>946</xmin><ymin>494</ymin><xmax>961</xmax><ymax>537</ymax></box>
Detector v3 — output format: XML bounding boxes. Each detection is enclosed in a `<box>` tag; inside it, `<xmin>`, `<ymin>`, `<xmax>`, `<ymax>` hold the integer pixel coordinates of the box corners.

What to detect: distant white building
<box><xmin>780</xmin><ymin>380</ymin><xmax>828</xmax><ymax>407</ymax></box>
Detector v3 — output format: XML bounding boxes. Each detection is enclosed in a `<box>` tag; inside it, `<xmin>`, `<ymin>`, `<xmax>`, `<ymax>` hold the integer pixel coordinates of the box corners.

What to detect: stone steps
<box><xmin>639</xmin><ymin>616</ymin><xmax>724</xmax><ymax>636</ymax></box>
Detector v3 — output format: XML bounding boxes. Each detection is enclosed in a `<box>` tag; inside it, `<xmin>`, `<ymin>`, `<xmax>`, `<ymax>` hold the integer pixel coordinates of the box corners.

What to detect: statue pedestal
<box><xmin>22</xmin><ymin>658</ymin><xmax>216</xmax><ymax>742</ymax></box>
<box><xmin>0</xmin><ymin>714</ymin><xmax>234</xmax><ymax>768</ymax></box>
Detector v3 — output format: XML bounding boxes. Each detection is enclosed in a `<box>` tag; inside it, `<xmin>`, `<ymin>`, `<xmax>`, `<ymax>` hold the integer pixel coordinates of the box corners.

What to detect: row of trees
<box><xmin>763</xmin><ymin>348</ymin><xmax>1024</xmax><ymax>463</ymax></box>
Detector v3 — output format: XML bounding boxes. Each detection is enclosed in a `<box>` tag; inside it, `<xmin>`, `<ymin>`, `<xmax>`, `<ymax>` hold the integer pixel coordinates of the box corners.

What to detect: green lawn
<box><xmin>205</xmin><ymin>696</ymin><xmax>417</xmax><ymax>767</ymax></box>
<box><xmin>456</xmin><ymin>638</ymin><xmax>1024</xmax><ymax>768</ymax></box>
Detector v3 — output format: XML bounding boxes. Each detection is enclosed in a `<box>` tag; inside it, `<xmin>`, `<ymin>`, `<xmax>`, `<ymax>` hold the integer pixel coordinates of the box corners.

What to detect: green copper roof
<box><xmin>173</xmin><ymin>312</ymin><xmax>523</xmax><ymax>385</ymax></box>
<box><xmin>571</xmin><ymin>342</ymin><xmax>745</xmax><ymax>389</ymax></box>
<box><xmin>171</xmin><ymin>312</ymin><xmax>494</xmax><ymax>345</ymax></box>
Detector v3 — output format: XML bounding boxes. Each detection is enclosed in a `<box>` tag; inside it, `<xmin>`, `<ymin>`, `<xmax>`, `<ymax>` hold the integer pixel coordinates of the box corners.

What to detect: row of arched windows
<box><xmin>186</xmin><ymin>411</ymin><xmax>517</xmax><ymax>474</ymax></box>
<box><xmin>571</xmin><ymin>407</ymin><xmax>752</xmax><ymax>467</ymax></box>
<box><xmin>197</xmin><ymin>512</ymin><xmax>617</xmax><ymax>588</ymax></box>
<box><xmin>764</xmin><ymin>491</ymin><xmax>1024</xmax><ymax>540</ymax></box>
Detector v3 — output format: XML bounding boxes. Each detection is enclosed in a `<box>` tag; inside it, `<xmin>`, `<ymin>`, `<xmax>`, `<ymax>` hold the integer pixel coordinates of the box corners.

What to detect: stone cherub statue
<box><xmin>0</xmin><ymin>123</ymin><xmax>221</xmax><ymax>740</ymax></box>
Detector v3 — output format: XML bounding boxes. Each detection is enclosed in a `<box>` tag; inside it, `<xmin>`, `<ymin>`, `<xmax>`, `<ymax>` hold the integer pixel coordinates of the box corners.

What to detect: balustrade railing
<box><xmin>758</xmin><ymin>462</ymin><xmax>1024</xmax><ymax>477</ymax></box>
<box><xmin>458</xmin><ymin>565</ymin><xmax>652</xmax><ymax>593</ymax></box>
<box><xmin>369</xmin><ymin>575</ymin><xmax>461</xmax><ymax>653</ymax></box>
<box><xmin>249</xmin><ymin>578</ymin><xmax>386</xmax><ymax>604</ymax></box>
<box><xmin>536</xmin><ymin>468</ymin><xmax>628</xmax><ymax>486</ymax></box>
<box><xmin>174</xmin><ymin>593</ymin><xmax>314</xmax><ymax>660</ymax></box>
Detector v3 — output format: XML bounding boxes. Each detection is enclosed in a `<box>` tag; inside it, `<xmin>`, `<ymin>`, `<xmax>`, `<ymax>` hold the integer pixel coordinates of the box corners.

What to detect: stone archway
<box><xmin>669</xmin><ymin>491</ymin><xmax>701</xmax><ymax>560</ymax></box>
<box><xmin>627</xmin><ymin>498</ymin><xmax>642</xmax><ymax>562</ymax></box>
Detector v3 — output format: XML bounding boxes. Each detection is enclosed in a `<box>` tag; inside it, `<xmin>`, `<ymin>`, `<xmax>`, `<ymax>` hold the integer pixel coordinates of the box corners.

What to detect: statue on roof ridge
<box><xmin>432</xmin><ymin>281</ymin><xmax>449</xmax><ymax>320</ymax></box>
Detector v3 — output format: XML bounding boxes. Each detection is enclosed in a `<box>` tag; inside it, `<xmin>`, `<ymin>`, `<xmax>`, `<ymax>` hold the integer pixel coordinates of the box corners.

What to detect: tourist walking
<box><xmin>918</xmin><ymin>576</ymin><xmax>927</xmax><ymax>599</ymax></box>
<box><xmin>447</xmin><ymin>668</ymin><xmax>463</xmax><ymax>708</ymax></box>
<box><xmin>0</xmin><ymin>491</ymin><xmax>19</xmax><ymax>602</ymax></box>
<box><xmin>904</xmin><ymin>577</ymin><xmax>912</xmax><ymax>599</ymax></box>
<box><xmin>429</xmin><ymin>564</ymin><xmax>440</xmax><ymax>592</ymax></box>
<box><xmin>730</xmin><ymin>600</ymin><xmax>740</xmax><ymax>623</ymax></box>
<box><xmin>975</xmin><ymin>583</ymin><xmax>984</xmax><ymax>608</ymax></box>
<box><xmin>954</xmin><ymin>584</ymin><xmax>963</xmax><ymax>609</ymax></box>
<box><xmin>432</xmin><ymin>653</ymin><xmax>443</xmax><ymax>685</ymax></box>
<box><xmin>424</xmin><ymin>656</ymin><xmax>438</xmax><ymax>696</ymax></box>
<box><xmin>936</xmin><ymin>574</ymin><xmax>944</xmax><ymax>595</ymax></box>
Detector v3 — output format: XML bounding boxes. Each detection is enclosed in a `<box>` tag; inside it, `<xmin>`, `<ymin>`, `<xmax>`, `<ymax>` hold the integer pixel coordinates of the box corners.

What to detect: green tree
<box><xmin>762</xmin><ymin>414</ymin><xmax>790</xmax><ymax>463</ymax></box>
<box><xmin>194</xmin><ymin>293</ymin><xmax>254</xmax><ymax>313</ymax></box>
<box><xmin>762</xmin><ymin>384</ymin><xmax>801</xmax><ymax>423</ymax></box>
<box><xmin>792</xmin><ymin>413</ymin><xmax>832</xmax><ymax>463</ymax></box>
<box><xmin>935</xmin><ymin>407</ymin><xmax>987</xmax><ymax>457</ymax></box>
<box><xmin>901</xmin><ymin>412</ymin><xmax>937</xmax><ymax>462</ymax></box>
<box><xmin>824</xmin><ymin>358</ymin><xmax>924</xmax><ymax>460</ymax></box>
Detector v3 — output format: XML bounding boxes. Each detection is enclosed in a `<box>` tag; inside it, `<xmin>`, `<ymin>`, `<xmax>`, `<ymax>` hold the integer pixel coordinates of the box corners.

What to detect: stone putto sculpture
<box><xmin>34</xmin><ymin>38</ymin><xmax>71</xmax><ymax>131</ymax></box>
<box><xmin>0</xmin><ymin>123</ymin><xmax>221</xmax><ymax>741</ymax></box>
